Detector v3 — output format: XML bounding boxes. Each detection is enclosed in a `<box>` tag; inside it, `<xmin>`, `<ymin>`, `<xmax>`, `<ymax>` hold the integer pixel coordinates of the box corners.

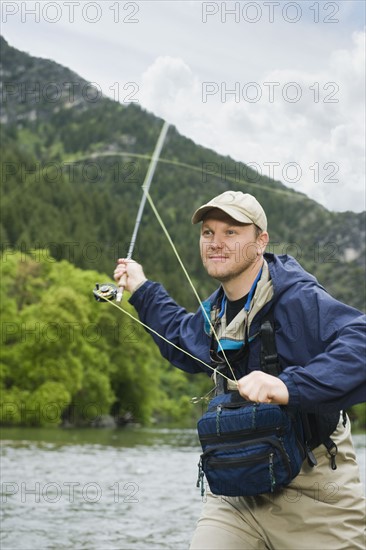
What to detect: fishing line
<box><xmin>144</xmin><ymin>191</ymin><xmax>237</xmax><ymax>382</ymax></box>
<box><xmin>102</xmin><ymin>295</ymin><xmax>238</xmax><ymax>386</ymax></box>
<box><xmin>73</xmin><ymin>151</ymin><xmax>304</xmax><ymax>202</ymax></box>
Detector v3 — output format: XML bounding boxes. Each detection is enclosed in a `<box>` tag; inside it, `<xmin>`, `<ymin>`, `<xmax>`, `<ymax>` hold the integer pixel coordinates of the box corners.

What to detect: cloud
<box><xmin>140</xmin><ymin>31</ymin><xmax>365</xmax><ymax>212</ymax></box>
<box><xmin>140</xmin><ymin>56</ymin><xmax>195</xmax><ymax>115</ymax></box>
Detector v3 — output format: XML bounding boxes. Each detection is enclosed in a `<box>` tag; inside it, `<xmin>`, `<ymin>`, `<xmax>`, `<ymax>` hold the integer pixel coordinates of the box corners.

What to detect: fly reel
<box><xmin>93</xmin><ymin>283</ymin><xmax>118</xmax><ymax>302</ymax></box>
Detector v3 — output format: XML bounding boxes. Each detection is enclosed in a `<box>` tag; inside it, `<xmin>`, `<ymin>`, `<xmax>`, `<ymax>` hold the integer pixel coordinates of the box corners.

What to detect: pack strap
<box><xmin>259</xmin><ymin>309</ymin><xmax>340</xmax><ymax>470</ymax></box>
<box><xmin>260</xmin><ymin>314</ymin><xmax>281</xmax><ymax>377</ymax></box>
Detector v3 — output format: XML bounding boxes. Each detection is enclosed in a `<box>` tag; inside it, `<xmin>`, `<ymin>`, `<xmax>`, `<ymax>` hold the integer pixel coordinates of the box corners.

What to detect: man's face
<box><xmin>199</xmin><ymin>209</ymin><xmax>263</xmax><ymax>283</ymax></box>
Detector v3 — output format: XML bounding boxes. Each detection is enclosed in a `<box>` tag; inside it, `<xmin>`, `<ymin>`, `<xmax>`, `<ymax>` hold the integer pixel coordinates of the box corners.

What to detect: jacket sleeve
<box><xmin>129</xmin><ymin>280</ymin><xmax>212</xmax><ymax>375</ymax></box>
<box><xmin>276</xmin><ymin>282</ymin><xmax>366</xmax><ymax>413</ymax></box>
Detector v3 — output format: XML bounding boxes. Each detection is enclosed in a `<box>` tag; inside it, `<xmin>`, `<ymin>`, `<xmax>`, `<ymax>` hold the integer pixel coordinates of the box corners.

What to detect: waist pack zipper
<box><xmin>197</xmin><ymin>449</ymin><xmax>279</xmax><ymax>495</ymax></box>
<box><xmin>199</xmin><ymin>425</ymin><xmax>285</xmax><ymax>445</ymax></box>
<box><xmin>206</xmin><ymin>451</ymin><xmax>269</xmax><ymax>469</ymax></box>
<box><xmin>201</xmin><ymin>436</ymin><xmax>293</xmax><ymax>480</ymax></box>
<box><xmin>207</xmin><ymin>400</ymin><xmax>258</xmax><ymax>412</ymax></box>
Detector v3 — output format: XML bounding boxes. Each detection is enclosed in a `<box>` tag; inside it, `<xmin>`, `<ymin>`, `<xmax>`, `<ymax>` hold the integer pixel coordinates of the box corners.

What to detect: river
<box><xmin>1</xmin><ymin>427</ymin><xmax>365</xmax><ymax>550</ymax></box>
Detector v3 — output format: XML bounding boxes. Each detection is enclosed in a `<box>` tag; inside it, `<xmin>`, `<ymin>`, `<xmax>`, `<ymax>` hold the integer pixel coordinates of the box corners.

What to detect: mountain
<box><xmin>1</xmin><ymin>36</ymin><xmax>365</xmax><ymax>311</ymax></box>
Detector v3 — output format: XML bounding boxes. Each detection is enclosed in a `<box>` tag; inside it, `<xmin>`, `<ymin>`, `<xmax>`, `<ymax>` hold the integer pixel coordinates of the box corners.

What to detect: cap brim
<box><xmin>191</xmin><ymin>205</ymin><xmax>253</xmax><ymax>225</ymax></box>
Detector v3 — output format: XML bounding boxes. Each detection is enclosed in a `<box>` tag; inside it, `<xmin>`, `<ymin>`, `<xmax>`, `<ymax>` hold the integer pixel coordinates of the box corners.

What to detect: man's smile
<box><xmin>207</xmin><ymin>255</ymin><xmax>229</xmax><ymax>262</ymax></box>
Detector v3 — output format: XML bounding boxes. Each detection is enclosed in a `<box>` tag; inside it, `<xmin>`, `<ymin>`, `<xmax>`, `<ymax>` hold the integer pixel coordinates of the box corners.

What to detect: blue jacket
<box><xmin>129</xmin><ymin>253</ymin><xmax>366</xmax><ymax>414</ymax></box>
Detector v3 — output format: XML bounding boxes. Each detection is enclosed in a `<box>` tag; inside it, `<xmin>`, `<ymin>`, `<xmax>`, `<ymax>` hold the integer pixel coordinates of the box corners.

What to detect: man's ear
<box><xmin>257</xmin><ymin>231</ymin><xmax>269</xmax><ymax>255</ymax></box>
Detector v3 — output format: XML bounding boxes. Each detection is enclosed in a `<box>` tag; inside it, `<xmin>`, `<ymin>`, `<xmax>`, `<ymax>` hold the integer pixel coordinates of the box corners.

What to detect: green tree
<box><xmin>0</xmin><ymin>250</ymin><xmax>198</xmax><ymax>427</ymax></box>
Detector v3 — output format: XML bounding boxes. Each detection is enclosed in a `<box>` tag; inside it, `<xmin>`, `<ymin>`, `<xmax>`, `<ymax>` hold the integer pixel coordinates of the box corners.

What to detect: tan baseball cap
<box><xmin>191</xmin><ymin>191</ymin><xmax>267</xmax><ymax>231</ymax></box>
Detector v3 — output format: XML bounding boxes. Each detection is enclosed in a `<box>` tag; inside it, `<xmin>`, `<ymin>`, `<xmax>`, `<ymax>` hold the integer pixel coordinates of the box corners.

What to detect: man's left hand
<box><xmin>237</xmin><ymin>371</ymin><xmax>289</xmax><ymax>404</ymax></box>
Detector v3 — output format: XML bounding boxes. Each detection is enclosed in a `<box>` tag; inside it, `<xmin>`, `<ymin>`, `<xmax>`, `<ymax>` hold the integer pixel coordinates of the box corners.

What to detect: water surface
<box><xmin>1</xmin><ymin>427</ymin><xmax>365</xmax><ymax>549</ymax></box>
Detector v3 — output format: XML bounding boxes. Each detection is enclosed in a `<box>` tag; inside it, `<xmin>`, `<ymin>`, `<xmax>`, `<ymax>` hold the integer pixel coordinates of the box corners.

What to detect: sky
<box><xmin>2</xmin><ymin>0</ymin><xmax>365</xmax><ymax>212</ymax></box>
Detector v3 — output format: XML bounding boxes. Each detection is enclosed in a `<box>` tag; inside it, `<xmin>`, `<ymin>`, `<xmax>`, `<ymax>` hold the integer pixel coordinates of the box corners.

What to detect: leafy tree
<box><xmin>0</xmin><ymin>251</ymin><xmax>182</xmax><ymax>426</ymax></box>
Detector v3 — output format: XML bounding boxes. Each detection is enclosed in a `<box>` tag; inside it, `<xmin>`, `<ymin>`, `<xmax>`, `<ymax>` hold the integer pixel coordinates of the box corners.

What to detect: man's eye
<box><xmin>202</xmin><ymin>230</ymin><xmax>212</xmax><ymax>236</ymax></box>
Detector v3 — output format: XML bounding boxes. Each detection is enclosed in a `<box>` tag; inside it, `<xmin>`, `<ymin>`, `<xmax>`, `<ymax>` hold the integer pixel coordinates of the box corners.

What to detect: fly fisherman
<box><xmin>113</xmin><ymin>191</ymin><xmax>366</xmax><ymax>550</ymax></box>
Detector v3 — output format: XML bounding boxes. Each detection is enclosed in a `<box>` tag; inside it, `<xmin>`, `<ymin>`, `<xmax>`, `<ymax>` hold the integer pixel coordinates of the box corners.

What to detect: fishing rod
<box><xmin>92</xmin><ymin>119</ymin><xmax>236</xmax><ymax>384</ymax></box>
<box><xmin>93</xmin><ymin>120</ymin><xmax>170</xmax><ymax>303</ymax></box>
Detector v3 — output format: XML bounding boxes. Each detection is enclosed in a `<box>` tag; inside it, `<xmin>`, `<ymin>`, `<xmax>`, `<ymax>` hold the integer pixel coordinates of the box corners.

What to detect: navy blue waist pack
<box><xmin>197</xmin><ymin>392</ymin><xmax>306</xmax><ymax>497</ymax></box>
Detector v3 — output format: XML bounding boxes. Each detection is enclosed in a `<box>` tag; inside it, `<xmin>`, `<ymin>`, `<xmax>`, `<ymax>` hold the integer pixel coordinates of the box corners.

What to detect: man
<box><xmin>114</xmin><ymin>191</ymin><xmax>365</xmax><ymax>549</ymax></box>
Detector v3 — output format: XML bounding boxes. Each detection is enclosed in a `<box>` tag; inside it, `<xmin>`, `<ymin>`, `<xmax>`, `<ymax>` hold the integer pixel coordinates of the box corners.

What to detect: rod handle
<box><xmin>116</xmin><ymin>273</ymin><xmax>127</xmax><ymax>302</ymax></box>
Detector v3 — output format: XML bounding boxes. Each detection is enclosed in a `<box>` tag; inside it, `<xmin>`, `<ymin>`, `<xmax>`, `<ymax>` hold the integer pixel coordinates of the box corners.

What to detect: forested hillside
<box><xmin>1</xmin><ymin>36</ymin><xmax>365</xmax><ymax>310</ymax></box>
<box><xmin>1</xmin><ymin>36</ymin><xmax>365</xmax><ymax>427</ymax></box>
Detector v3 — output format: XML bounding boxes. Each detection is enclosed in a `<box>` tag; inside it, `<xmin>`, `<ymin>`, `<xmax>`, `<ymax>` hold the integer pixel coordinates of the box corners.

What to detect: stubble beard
<box><xmin>203</xmin><ymin>259</ymin><xmax>253</xmax><ymax>283</ymax></box>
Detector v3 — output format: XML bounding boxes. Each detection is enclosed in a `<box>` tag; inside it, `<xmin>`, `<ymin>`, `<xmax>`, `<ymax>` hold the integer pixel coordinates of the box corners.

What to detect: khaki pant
<box><xmin>190</xmin><ymin>417</ymin><xmax>366</xmax><ymax>549</ymax></box>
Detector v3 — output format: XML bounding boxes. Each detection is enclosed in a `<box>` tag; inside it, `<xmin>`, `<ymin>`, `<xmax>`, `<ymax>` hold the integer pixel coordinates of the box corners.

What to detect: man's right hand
<box><xmin>113</xmin><ymin>258</ymin><xmax>147</xmax><ymax>295</ymax></box>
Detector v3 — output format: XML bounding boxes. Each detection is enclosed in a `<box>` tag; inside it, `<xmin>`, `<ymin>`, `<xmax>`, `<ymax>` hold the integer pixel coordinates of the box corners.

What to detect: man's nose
<box><xmin>208</xmin><ymin>239</ymin><xmax>224</xmax><ymax>250</ymax></box>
